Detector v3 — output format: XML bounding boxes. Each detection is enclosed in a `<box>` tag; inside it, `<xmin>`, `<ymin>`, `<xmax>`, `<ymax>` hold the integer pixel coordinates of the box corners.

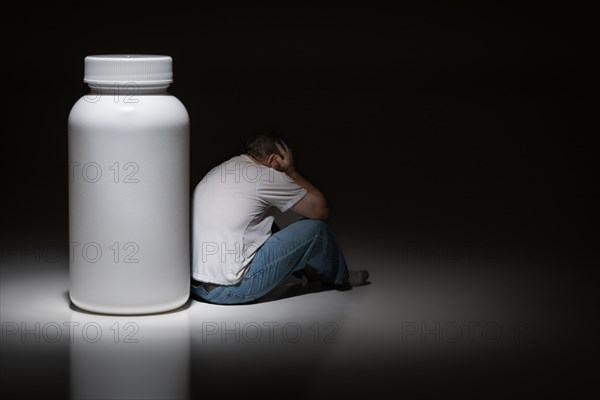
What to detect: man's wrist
<box><xmin>284</xmin><ymin>166</ymin><xmax>298</xmax><ymax>177</ymax></box>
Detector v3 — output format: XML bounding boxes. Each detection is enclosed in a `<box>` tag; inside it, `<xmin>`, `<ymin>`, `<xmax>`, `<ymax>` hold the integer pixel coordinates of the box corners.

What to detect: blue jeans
<box><xmin>191</xmin><ymin>219</ymin><xmax>349</xmax><ymax>304</ymax></box>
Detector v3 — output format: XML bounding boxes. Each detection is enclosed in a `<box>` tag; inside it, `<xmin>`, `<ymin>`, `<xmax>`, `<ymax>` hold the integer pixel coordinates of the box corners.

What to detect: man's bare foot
<box><xmin>348</xmin><ymin>270</ymin><xmax>369</xmax><ymax>286</ymax></box>
<box><xmin>322</xmin><ymin>270</ymin><xmax>369</xmax><ymax>291</ymax></box>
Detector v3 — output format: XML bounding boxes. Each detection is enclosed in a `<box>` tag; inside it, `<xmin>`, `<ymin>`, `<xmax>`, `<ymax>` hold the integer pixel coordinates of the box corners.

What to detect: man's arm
<box><xmin>274</xmin><ymin>142</ymin><xmax>330</xmax><ymax>220</ymax></box>
<box><xmin>287</xmin><ymin>169</ymin><xmax>330</xmax><ymax>220</ymax></box>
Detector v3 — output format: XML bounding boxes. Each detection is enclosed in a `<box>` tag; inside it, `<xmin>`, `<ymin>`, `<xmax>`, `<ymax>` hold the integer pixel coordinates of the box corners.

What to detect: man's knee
<box><xmin>275</xmin><ymin>219</ymin><xmax>332</xmax><ymax>248</ymax></box>
<box><xmin>296</xmin><ymin>218</ymin><xmax>328</xmax><ymax>232</ymax></box>
<box><xmin>300</xmin><ymin>219</ymin><xmax>333</xmax><ymax>240</ymax></box>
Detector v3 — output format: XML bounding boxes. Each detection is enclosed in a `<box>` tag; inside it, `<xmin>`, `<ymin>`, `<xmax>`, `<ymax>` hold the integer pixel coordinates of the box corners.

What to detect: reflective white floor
<box><xmin>0</xmin><ymin>237</ymin><xmax>593</xmax><ymax>399</ymax></box>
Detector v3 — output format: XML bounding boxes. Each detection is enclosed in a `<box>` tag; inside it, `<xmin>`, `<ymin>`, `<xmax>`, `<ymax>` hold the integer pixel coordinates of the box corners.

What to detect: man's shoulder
<box><xmin>219</xmin><ymin>154</ymin><xmax>251</xmax><ymax>167</ymax></box>
<box><xmin>197</xmin><ymin>154</ymin><xmax>271</xmax><ymax>188</ymax></box>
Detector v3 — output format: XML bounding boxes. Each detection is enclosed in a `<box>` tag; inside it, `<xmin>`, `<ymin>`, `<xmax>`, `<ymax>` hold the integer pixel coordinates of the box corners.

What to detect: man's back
<box><xmin>192</xmin><ymin>154</ymin><xmax>306</xmax><ymax>285</ymax></box>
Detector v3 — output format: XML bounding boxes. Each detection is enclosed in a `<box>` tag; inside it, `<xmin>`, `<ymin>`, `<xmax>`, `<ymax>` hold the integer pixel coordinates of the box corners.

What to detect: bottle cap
<box><xmin>84</xmin><ymin>54</ymin><xmax>173</xmax><ymax>84</ymax></box>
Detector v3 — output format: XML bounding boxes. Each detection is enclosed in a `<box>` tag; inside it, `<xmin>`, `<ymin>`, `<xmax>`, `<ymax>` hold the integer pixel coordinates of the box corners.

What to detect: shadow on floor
<box><xmin>256</xmin><ymin>280</ymin><xmax>336</xmax><ymax>303</ymax></box>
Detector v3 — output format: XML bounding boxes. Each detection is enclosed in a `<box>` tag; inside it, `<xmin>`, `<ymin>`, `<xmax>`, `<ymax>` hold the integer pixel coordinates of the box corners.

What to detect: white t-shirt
<box><xmin>192</xmin><ymin>154</ymin><xmax>307</xmax><ymax>285</ymax></box>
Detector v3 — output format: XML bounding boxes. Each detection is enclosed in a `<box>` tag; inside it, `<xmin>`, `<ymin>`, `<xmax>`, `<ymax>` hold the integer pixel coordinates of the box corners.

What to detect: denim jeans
<box><xmin>191</xmin><ymin>219</ymin><xmax>349</xmax><ymax>304</ymax></box>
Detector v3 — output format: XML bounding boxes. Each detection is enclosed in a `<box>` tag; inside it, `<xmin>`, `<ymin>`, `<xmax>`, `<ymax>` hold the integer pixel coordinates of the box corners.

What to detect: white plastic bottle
<box><xmin>68</xmin><ymin>55</ymin><xmax>190</xmax><ymax>314</ymax></box>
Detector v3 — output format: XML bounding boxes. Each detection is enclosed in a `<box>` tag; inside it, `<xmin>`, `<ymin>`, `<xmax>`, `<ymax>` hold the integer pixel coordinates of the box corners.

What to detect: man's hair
<box><xmin>244</xmin><ymin>132</ymin><xmax>287</xmax><ymax>160</ymax></box>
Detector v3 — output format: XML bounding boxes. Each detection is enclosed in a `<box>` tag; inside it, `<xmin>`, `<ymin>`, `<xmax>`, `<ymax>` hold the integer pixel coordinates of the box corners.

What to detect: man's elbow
<box><xmin>293</xmin><ymin>193</ymin><xmax>330</xmax><ymax>220</ymax></box>
<box><xmin>314</xmin><ymin>206</ymin><xmax>330</xmax><ymax>220</ymax></box>
<box><xmin>312</xmin><ymin>193</ymin><xmax>329</xmax><ymax>220</ymax></box>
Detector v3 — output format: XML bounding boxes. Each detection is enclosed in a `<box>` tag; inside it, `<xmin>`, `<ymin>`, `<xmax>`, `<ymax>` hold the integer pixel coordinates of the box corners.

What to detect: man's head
<box><xmin>245</xmin><ymin>132</ymin><xmax>288</xmax><ymax>169</ymax></box>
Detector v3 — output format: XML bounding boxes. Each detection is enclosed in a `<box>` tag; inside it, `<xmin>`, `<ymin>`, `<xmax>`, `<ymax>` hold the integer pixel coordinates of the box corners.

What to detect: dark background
<box><xmin>1</xmin><ymin>2</ymin><xmax>598</xmax><ymax>399</ymax></box>
<box><xmin>2</xmin><ymin>2</ymin><xmax>596</xmax><ymax>247</ymax></box>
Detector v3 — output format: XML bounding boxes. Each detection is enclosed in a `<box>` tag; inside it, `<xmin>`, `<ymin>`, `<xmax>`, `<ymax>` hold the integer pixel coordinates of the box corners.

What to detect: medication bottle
<box><xmin>68</xmin><ymin>55</ymin><xmax>190</xmax><ymax>314</ymax></box>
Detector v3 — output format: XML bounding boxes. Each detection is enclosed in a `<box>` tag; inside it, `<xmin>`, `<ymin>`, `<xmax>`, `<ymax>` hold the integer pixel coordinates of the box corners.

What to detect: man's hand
<box><xmin>273</xmin><ymin>141</ymin><xmax>296</xmax><ymax>175</ymax></box>
<box><xmin>270</xmin><ymin>141</ymin><xmax>329</xmax><ymax>220</ymax></box>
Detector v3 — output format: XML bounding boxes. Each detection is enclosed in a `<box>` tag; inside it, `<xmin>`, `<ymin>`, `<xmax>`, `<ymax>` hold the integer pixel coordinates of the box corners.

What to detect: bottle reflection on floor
<box><xmin>69</xmin><ymin>308</ymin><xmax>190</xmax><ymax>399</ymax></box>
